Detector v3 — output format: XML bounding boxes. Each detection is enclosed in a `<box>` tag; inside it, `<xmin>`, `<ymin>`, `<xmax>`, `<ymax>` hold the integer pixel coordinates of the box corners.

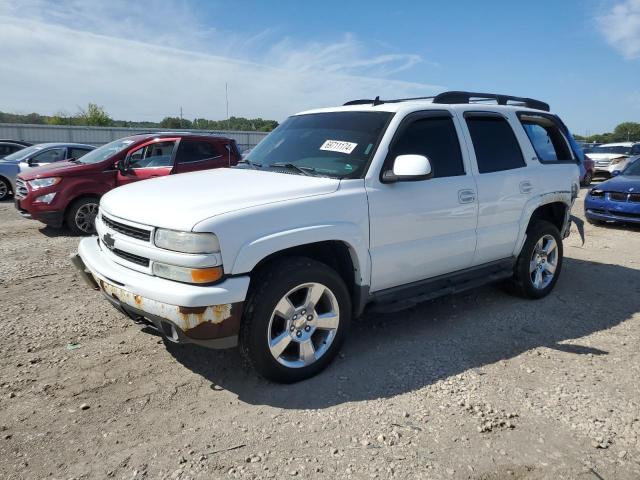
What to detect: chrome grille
<box><xmin>15</xmin><ymin>178</ymin><xmax>28</xmax><ymax>199</ymax></box>
<box><xmin>101</xmin><ymin>214</ymin><xmax>151</xmax><ymax>242</ymax></box>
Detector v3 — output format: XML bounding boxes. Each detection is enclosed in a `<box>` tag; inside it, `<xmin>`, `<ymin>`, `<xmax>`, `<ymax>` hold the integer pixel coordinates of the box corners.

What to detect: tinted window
<box><xmin>391</xmin><ymin>116</ymin><xmax>464</xmax><ymax>178</ymax></box>
<box><xmin>519</xmin><ymin>115</ymin><xmax>573</xmax><ymax>163</ymax></box>
<box><xmin>0</xmin><ymin>145</ymin><xmax>20</xmax><ymax>156</ymax></box>
<box><xmin>32</xmin><ymin>148</ymin><xmax>66</xmax><ymax>164</ymax></box>
<box><xmin>128</xmin><ymin>141</ymin><xmax>176</xmax><ymax>169</ymax></box>
<box><xmin>175</xmin><ymin>140</ymin><xmax>221</xmax><ymax>164</ymax></box>
<box><xmin>69</xmin><ymin>147</ymin><xmax>92</xmax><ymax>159</ymax></box>
<box><xmin>631</xmin><ymin>144</ymin><xmax>640</xmax><ymax>155</ymax></box>
<box><xmin>465</xmin><ymin>116</ymin><xmax>525</xmax><ymax>173</ymax></box>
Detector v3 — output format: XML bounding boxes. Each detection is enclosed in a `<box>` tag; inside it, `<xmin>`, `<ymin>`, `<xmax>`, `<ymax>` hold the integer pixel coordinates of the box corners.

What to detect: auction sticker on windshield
<box><xmin>320</xmin><ymin>140</ymin><xmax>357</xmax><ymax>154</ymax></box>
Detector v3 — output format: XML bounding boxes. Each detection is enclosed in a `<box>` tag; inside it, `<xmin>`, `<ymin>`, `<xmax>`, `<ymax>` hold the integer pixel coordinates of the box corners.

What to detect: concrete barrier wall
<box><xmin>0</xmin><ymin>123</ymin><xmax>269</xmax><ymax>151</ymax></box>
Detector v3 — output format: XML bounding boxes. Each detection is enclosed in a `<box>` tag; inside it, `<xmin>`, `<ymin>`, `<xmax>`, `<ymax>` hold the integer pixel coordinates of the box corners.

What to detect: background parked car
<box><xmin>567</xmin><ymin>134</ymin><xmax>595</xmax><ymax>187</ymax></box>
<box><xmin>0</xmin><ymin>140</ymin><xmax>31</xmax><ymax>159</ymax></box>
<box><xmin>0</xmin><ymin>142</ymin><xmax>94</xmax><ymax>201</ymax></box>
<box><xmin>585</xmin><ymin>158</ymin><xmax>640</xmax><ymax>225</ymax></box>
<box><xmin>588</xmin><ymin>142</ymin><xmax>640</xmax><ymax>178</ymax></box>
<box><xmin>15</xmin><ymin>133</ymin><xmax>241</xmax><ymax>234</ymax></box>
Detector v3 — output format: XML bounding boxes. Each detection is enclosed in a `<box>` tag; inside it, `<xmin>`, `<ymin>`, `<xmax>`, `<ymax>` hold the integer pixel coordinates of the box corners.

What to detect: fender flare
<box><xmin>230</xmin><ymin>223</ymin><xmax>370</xmax><ymax>286</ymax></box>
<box><xmin>512</xmin><ymin>191</ymin><xmax>572</xmax><ymax>256</ymax></box>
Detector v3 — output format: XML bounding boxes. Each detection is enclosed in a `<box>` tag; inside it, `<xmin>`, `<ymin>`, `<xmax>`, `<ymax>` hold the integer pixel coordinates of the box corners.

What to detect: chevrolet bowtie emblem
<box><xmin>103</xmin><ymin>232</ymin><xmax>115</xmax><ymax>250</ymax></box>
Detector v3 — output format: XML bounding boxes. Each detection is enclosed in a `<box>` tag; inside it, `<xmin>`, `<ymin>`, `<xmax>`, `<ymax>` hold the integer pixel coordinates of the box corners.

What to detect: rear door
<box><xmin>458</xmin><ymin>111</ymin><xmax>533</xmax><ymax>266</ymax></box>
<box><xmin>172</xmin><ymin>138</ymin><xmax>231</xmax><ymax>174</ymax></box>
<box><xmin>116</xmin><ymin>139</ymin><xmax>178</xmax><ymax>186</ymax></box>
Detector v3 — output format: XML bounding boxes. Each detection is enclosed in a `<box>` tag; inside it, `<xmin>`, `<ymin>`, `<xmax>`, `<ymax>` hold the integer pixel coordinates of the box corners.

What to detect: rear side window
<box><xmin>175</xmin><ymin>139</ymin><xmax>222</xmax><ymax>164</ymax></box>
<box><xmin>465</xmin><ymin>116</ymin><xmax>525</xmax><ymax>173</ymax></box>
<box><xmin>519</xmin><ymin>114</ymin><xmax>573</xmax><ymax>163</ymax></box>
<box><xmin>69</xmin><ymin>147</ymin><xmax>92</xmax><ymax>159</ymax></box>
<box><xmin>391</xmin><ymin>116</ymin><xmax>465</xmax><ymax>178</ymax></box>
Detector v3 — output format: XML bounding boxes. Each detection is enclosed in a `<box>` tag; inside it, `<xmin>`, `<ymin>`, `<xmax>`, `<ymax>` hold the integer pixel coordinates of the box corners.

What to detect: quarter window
<box><xmin>466</xmin><ymin>116</ymin><xmax>525</xmax><ymax>173</ymax></box>
<box><xmin>519</xmin><ymin>114</ymin><xmax>573</xmax><ymax>163</ymax></box>
<box><xmin>391</xmin><ymin>116</ymin><xmax>465</xmax><ymax>178</ymax></box>
<box><xmin>69</xmin><ymin>147</ymin><xmax>92</xmax><ymax>159</ymax></box>
<box><xmin>175</xmin><ymin>140</ymin><xmax>221</xmax><ymax>164</ymax></box>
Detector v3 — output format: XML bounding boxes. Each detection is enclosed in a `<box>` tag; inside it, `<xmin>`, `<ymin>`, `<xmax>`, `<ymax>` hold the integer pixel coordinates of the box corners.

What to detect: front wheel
<box><xmin>505</xmin><ymin>220</ymin><xmax>563</xmax><ymax>299</ymax></box>
<box><xmin>66</xmin><ymin>198</ymin><xmax>99</xmax><ymax>235</ymax></box>
<box><xmin>240</xmin><ymin>257</ymin><xmax>351</xmax><ymax>383</ymax></box>
<box><xmin>0</xmin><ymin>177</ymin><xmax>11</xmax><ymax>201</ymax></box>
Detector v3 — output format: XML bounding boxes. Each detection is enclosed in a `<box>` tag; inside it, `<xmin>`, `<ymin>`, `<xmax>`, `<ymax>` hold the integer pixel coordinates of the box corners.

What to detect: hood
<box><xmin>0</xmin><ymin>157</ymin><xmax>22</xmax><ymax>164</ymax></box>
<box><xmin>100</xmin><ymin>168</ymin><xmax>341</xmax><ymax>231</ymax></box>
<box><xmin>597</xmin><ymin>175</ymin><xmax>640</xmax><ymax>193</ymax></box>
<box><xmin>18</xmin><ymin>160</ymin><xmax>103</xmax><ymax>180</ymax></box>
<box><xmin>587</xmin><ymin>153</ymin><xmax>628</xmax><ymax>161</ymax></box>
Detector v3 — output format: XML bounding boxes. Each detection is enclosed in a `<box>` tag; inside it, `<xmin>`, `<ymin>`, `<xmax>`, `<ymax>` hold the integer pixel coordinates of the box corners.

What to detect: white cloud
<box><xmin>597</xmin><ymin>0</ymin><xmax>640</xmax><ymax>59</ymax></box>
<box><xmin>0</xmin><ymin>0</ymin><xmax>441</xmax><ymax>121</ymax></box>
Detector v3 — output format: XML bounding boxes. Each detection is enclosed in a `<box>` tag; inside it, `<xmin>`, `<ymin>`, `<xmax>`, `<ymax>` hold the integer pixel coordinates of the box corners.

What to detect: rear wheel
<box><xmin>240</xmin><ymin>257</ymin><xmax>351</xmax><ymax>383</ymax></box>
<box><xmin>505</xmin><ymin>220</ymin><xmax>563</xmax><ymax>299</ymax></box>
<box><xmin>66</xmin><ymin>197</ymin><xmax>99</xmax><ymax>235</ymax></box>
<box><xmin>0</xmin><ymin>177</ymin><xmax>11</xmax><ymax>201</ymax></box>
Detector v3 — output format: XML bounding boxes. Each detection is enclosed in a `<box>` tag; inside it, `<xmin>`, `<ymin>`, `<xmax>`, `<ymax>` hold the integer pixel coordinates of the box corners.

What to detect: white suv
<box><xmin>73</xmin><ymin>91</ymin><xmax>580</xmax><ymax>382</ymax></box>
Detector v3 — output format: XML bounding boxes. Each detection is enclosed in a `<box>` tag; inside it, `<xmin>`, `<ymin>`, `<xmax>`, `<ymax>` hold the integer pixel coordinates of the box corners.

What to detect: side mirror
<box><xmin>382</xmin><ymin>154</ymin><xmax>433</xmax><ymax>183</ymax></box>
<box><xmin>27</xmin><ymin>157</ymin><xmax>35</xmax><ymax>166</ymax></box>
<box><xmin>612</xmin><ymin>170</ymin><xmax>621</xmax><ymax>177</ymax></box>
<box><xmin>116</xmin><ymin>160</ymin><xmax>126</xmax><ymax>174</ymax></box>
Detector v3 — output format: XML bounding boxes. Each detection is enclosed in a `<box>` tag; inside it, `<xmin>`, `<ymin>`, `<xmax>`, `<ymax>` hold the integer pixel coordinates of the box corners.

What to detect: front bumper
<box><xmin>73</xmin><ymin>237</ymin><xmax>250</xmax><ymax>348</ymax></box>
<box><xmin>14</xmin><ymin>197</ymin><xmax>65</xmax><ymax>227</ymax></box>
<box><xmin>585</xmin><ymin>197</ymin><xmax>640</xmax><ymax>224</ymax></box>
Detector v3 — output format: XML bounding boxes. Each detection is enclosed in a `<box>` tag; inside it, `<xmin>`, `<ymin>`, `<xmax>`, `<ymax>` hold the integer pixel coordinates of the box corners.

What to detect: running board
<box><xmin>367</xmin><ymin>259</ymin><xmax>515</xmax><ymax>314</ymax></box>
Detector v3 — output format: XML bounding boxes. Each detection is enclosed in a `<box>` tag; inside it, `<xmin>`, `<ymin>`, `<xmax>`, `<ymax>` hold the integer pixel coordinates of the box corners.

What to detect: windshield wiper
<box><xmin>237</xmin><ymin>159</ymin><xmax>263</xmax><ymax>168</ymax></box>
<box><xmin>270</xmin><ymin>162</ymin><xmax>317</xmax><ymax>176</ymax></box>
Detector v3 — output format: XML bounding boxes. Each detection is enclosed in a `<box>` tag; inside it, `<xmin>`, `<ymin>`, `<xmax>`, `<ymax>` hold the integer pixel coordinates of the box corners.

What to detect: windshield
<box><xmin>76</xmin><ymin>138</ymin><xmax>137</xmax><ymax>164</ymax></box>
<box><xmin>623</xmin><ymin>159</ymin><xmax>640</xmax><ymax>176</ymax></box>
<box><xmin>590</xmin><ymin>145</ymin><xmax>632</xmax><ymax>155</ymax></box>
<box><xmin>243</xmin><ymin>111</ymin><xmax>393</xmax><ymax>178</ymax></box>
<box><xmin>2</xmin><ymin>145</ymin><xmax>43</xmax><ymax>161</ymax></box>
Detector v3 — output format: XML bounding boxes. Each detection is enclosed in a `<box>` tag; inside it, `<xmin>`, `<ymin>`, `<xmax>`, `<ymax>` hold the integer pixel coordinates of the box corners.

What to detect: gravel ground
<box><xmin>1</xmin><ymin>187</ymin><xmax>639</xmax><ymax>480</ymax></box>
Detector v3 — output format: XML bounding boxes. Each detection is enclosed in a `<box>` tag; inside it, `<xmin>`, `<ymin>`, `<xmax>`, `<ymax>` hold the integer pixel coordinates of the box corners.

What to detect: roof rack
<box><xmin>432</xmin><ymin>91</ymin><xmax>550</xmax><ymax>112</ymax></box>
<box><xmin>343</xmin><ymin>90</ymin><xmax>550</xmax><ymax>112</ymax></box>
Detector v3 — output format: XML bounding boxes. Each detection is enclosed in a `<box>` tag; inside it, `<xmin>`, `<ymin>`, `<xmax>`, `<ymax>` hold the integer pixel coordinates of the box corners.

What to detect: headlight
<box><xmin>152</xmin><ymin>262</ymin><xmax>223</xmax><ymax>284</ymax></box>
<box><xmin>28</xmin><ymin>177</ymin><xmax>61</xmax><ymax>189</ymax></box>
<box><xmin>35</xmin><ymin>192</ymin><xmax>57</xmax><ymax>204</ymax></box>
<box><xmin>154</xmin><ymin>229</ymin><xmax>220</xmax><ymax>254</ymax></box>
<box><xmin>610</xmin><ymin>157</ymin><xmax>626</xmax><ymax>165</ymax></box>
<box><xmin>590</xmin><ymin>189</ymin><xmax>604</xmax><ymax>197</ymax></box>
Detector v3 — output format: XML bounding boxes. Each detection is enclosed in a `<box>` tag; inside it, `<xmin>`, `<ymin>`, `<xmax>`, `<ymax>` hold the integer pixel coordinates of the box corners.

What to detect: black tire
<box><xmin>65</xmin><ymin>197</ymin><xmax>100</xmax><ymax>235</ymax></box>
<box><xmin>0</xmin><ymin>177</ymin><xmax>11</xmax><ymax>201</ymax></box>
<box><xmin>240</xmin><ymin>257</ymin><xmax>351</xmax><ymax>383</ymax></box>
<box><xmin>580</xmin><ymin>171</ymin><xmax>593</xmax><ymax>187</ymax></box>
<box><xmin>505</xmin><ymin>220</ymin><xmax>563</xmax><ymax>299</ymax></box>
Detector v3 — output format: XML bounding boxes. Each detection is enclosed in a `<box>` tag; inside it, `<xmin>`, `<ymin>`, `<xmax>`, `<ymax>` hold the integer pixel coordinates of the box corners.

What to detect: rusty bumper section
<box><xmin>71</xmin><ymin>253</ymin><xmax>242</xmax><ymax>349</ymax></box>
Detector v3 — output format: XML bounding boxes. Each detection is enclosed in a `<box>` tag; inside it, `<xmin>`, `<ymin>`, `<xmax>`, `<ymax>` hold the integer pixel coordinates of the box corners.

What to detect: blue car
<box><xmin>584</xmin><ymin>159</ymin><xmax>640</xmax><ymax>225</ymax></box>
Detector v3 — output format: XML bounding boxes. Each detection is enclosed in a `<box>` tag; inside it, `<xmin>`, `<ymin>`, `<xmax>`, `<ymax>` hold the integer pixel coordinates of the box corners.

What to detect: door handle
<box><xmin>458</xmin><ymin>189</ymin><xmax>476</xmax><ymax>204</ymax></box>
<box><xmin>520</xmin><ymin>181</ymin><xmax>533</xmax><ymax>194</ymax></box>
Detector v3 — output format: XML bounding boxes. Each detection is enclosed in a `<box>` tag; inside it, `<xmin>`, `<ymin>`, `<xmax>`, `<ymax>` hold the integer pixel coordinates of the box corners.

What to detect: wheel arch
<box><xmin>514</xmin><ymin>195</ymin><xmax>571</xmax><ymax>257</ymax></box>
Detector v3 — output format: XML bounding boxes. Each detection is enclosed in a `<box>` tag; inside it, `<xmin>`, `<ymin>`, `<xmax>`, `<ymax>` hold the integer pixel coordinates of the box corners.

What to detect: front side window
<box><xmin>519</xmin><ymin>114</ymin><xmax>573</xmax><ymax>163</ymax></box>
<box><xmin>244</xmin><ymin>111</ymin><xmax>392</xmax><ymax>178</ymax></box>
<box><xmin>175</xmin><ymin>140</ymin><xmax>221</xmax><ymax>164</ymax></box>
<box><xmin>128</xmin><ymin>141</ymin><xmax>176</xmax><ymax>169</ymax></box>
<box><xmin>465</xmin><ymin>116</ymin><xmax>525</xmax><ymax>174</ymax></box>
<box><xmin>390</xmin><ymin>116</ymin><xmax>465</xmax><ymax>178</ymax></box>
<box><xmin>32</xmin><ymin>148</ymin><xmax>65</xmax><ymax>164</ymax></box>
<box><xmin>630</xmin><ymin>144</ymin><xmax>640</xmax><ymax>155</ymax></box>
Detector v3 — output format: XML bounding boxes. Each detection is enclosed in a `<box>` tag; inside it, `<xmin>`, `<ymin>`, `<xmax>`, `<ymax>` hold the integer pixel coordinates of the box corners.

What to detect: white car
<box><xmin>587</xmin><ymin>142</ymin><xmax>640</xmax><ymax>177</ymax></box>
<box><xmin>73</xmin><ymin>91</ymin><xmax>580</xmax><ymax>382</ymax></box>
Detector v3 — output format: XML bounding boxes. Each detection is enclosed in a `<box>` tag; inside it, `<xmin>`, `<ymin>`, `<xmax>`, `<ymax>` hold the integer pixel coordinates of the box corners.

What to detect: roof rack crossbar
<box><xmin>432</xmin><ymin>91</ymin><xmax>550</xmax><ymax>112</ymax></box>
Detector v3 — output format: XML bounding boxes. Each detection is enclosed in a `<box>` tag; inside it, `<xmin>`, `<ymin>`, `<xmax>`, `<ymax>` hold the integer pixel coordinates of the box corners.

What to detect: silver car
<box><xmin>0</xmin><ymin>142</ymin><xmax>95</xmax><ymax>201</ymax></box>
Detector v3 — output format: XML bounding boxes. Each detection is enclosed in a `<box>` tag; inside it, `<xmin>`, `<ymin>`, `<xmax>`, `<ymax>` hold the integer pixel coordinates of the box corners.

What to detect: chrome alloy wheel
<box><xmin>530</xmin><ymin>234</ymin><xmax>558</xmax><ymax>290</ymax></box>
<box><xmin>0</xmin><ymin>181</ymin><xmax>8</xmax><ymax>200</ymax></box>
<box><xmin>267</xmin><ymin>282</ymin><xmax>340</xmax><ymax>368</ymax></box>
<box><xmin>75</xmin><ymin>203</ymin><xmax>99</xmax><ymax>233</ymax></box>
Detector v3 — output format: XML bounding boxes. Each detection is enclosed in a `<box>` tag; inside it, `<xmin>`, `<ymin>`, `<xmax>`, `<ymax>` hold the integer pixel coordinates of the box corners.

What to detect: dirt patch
<box><xmin>1</xmin><ymin>187</ymin><xmax>639</xmax><ymax>479</ymax></box>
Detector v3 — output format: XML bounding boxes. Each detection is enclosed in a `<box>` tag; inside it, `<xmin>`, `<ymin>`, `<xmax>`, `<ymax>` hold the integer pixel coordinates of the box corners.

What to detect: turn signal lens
<box><xmin>190</xmin><ymin>266</ymin><xmax>224</xmax><ymax>283</ymax></box>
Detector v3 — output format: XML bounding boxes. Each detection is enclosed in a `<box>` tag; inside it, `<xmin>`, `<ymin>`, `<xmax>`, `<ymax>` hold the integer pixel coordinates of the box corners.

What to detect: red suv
<box><xmin>15</xmin><ymin>133</ymin><xmax>240</xmax><ymax>234</ymax></box>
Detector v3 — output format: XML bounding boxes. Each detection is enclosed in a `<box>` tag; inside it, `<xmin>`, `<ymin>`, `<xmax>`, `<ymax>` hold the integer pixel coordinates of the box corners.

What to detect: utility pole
<box><xmin>179</xmin><ymin>106</ymin><xmax>183</xmax><ymax>129</ymax></box>
<box><xmin>226</xmin><ymin>82</ymin><xmax>230</xmax><ymax>131</ymax></box>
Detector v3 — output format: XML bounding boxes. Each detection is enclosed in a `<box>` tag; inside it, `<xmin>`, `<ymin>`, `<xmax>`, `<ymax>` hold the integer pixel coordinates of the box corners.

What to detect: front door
<box><xmin>117</xmin><ymin>139</ymin><xmax>177</xmax><ymax>186</ymax></box>
<box><xmin>366</xmin><ymin>112</ymin><xmax>479</xmax><ymax>292</ymax></box>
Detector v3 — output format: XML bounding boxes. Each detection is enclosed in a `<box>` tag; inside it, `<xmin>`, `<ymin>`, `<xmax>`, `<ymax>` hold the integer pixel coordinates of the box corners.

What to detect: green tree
<box><xmin>159</xmin><ymin>116</ymin><xmax>192</xmax><ymax>129</ymax></box>
<box><xmin>611</xmin><ymin>122</ymin><xmax>640</xmax><ymax>142</ymax></box>
<box><xmin>77</xmin><ymin>103</ymin><xmax>113</xmax><ymax>126</ymax></box>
